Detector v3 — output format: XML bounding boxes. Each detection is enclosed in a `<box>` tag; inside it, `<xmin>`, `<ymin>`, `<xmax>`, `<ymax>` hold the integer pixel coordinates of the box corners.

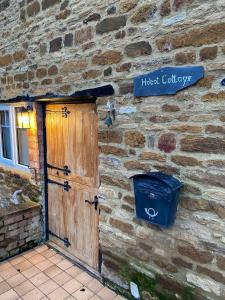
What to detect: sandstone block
<box><xmin>189</xmin><ymin>170</ymin><xmax>225</xmax><ymax>189</ymax></box>
<box><xmin>42</xmin><ymin>0</ymin><xmax>60</xmax><ymax>10</ymax></box>
<box><xmin>83</xmin><ymin>13</ymin><xmax>101</xmax><ymax>24</ymax></box>
<box><xmin>197</xmin><ymin>75</ymin><xmax>215</xmax><ymax>88</ymax></box>
<box><xmin>58</xmin><ymin>84</ymin><xmax>71</xmax><ymax>93</ymax></box>
<box><xmin>13</xmin><ymin>50</ymin><xmax>26</xmax><ymax>62</ymax></box>
<box><xmin>41</xmin><ymin>78</ymin><xmax>52</xmax><ymax>85</ymax></box>
<box><xmin>153</xmin><ymin>256</ymin><xmax>177</xmax><ymax>273</ymax></box>
<box><xmin>61</xmin><ymin>60</ymin><xmax>88</xmax><ymax>74</ymax></box>
<box><xmin>158</xmin><ymin>133</ymin><xmax>176</xmax><ymax>153</ymax></box>
<box><xmin>36</xmin><ymin>68</ymin><xmax>47</xmax><ymax>78</ymax></box>
<box><xmin>154</xmin><ymin>164</ymin><xmax>179</xmax><ymax>175</ymax></box>
<box><xmin>127</xmin><ymin>247</ymin><xmax>149</xmax><ymax>262</ymax></box>
<box><xmin>123</xmin><ymin>195</ymin><xmax>135</xmax><ymax>205</ymax></box>
<box><xmin>169</xmin><ymin>124</ymin><xmax>202</xmax><ymax>133</ymax></box>
<box><xmin>200</xmin><ymin>46</ymin><xmax>217</xmax><ymax>61</ymax></box>
<box><xmin>202</xmin><ymin>91</ymin><xmax>225</xmax><ymax>102</ymax></box>
<box><xmin>14</xmin><ymin>73</ymin><xmax>27</xmax><ymax>81</ymax></box>
<box><xmin>82</xmin><ymin>42</ymin><xmax>95</xmax><ymax>51</ymax></box>
<box><xmin>116</xmin><ymin>63</ymin><xmax>131</xmax><ymax>72</ymax></box>
<box><xmin>209</xmin><ymin>202</ymin><xmax>225</xmax><ymax>219</ymax></box>
<box><xmin>172</xmin><ymin>257</ymin><xmax>193</xmax><ymax>269</ymax></box>
<box><xmin>92</xmin><ymin>50</ymin><xmax>122</xmax><ymax>65</ymax></box>
<box><xmin>109</xmin><ymin>217</ymin><xmax>133</xmax><ymax>234</ymax></box>
<box><xmin>100</xmin><ymin>145</ymin><xmax>128</xmax><ymax>157</ymax></box>
<box><xmin>175</xmin><ymin>51</ymin><xmax>196</xmax><ymax>64</ymax></box>
<box><xmin>125</xmin><ymin>131</ymin><xmax>145</xmax><ymax>148</ymax></box>
<box><xmin>115</xmin><ymin>30</ymin><xmax>126</xmax><ymax>39</ymax></box>
<box><xmin>101</xmin><ymin>175</ymin><xmax>130</xmax><ymax>190</ymax></box>
<box><xmin>96</xmin><ymin>16</ymin><xmax>126</xmax><ymax>34</ymax></box>
<box><xmin>56</xmin><ymin>9</ymin><xmax>70</xmax><ymax>20</ymax></box>
<box><xmin>217</xmin><ymin>255</ymin><xmax>225</xmax><ymax>271</ymax></box>
<box><xmin>197</xmin><ymin>265</ymin><xmax>225</xmax><ymax>284</ymax></box>
<box><xmin>120</xmin><ymin>0</ymin><xmax>138</xmax><ymax>13</ymax></box>
<box><xmin>131</xmin><ymin>4</ymin><xmax>157</xmax><ymax>24</ymax></box>
<box><xmin>205</xmin><ymin>125</ymin><xmax>225</xmax><ymax>134</ymax></box>
<box><xmin>124</xmin><ymin>160</ymin><xmax>150</xmax><ymax>171</ymax></box>
<box><xmin>180</xmin><ymin>136</ymin><xmax>225</xmax><ymax>153</ymax></box>
<box><xmin>156</xmin><ymin>275</ymin><xmax>184</xmax><ymax>294</ymax></box>
<box><xmin>82</xmin><ymin>69</ymin><xmax>101</xmax><ymax>80</ymax></box>
<box><xmin>125</xmin><ymin>41</ymin><xmax>152</xmax><ymax>58</ymax></box>
<box><xmin>178</xmin><ymin>244</ymin><xmax>213</xmax><ymax>264</ymax></box>
<box><xmin>121</xmin><ymin>204</ymin><xmax>134</xmax><ymax>213</ymax></box>
<box><xmin>98</xmin><ymin>130</ymin><xmax>122</xmax><ymax>143</ymax></box>
<box><xmin>160</xmin><ymin>0</ymin><xmax>171</xmax><ymax>16</ymax></box>
<box><xmin>75</xmin><ymin>27</ymin><xmax>93</xmax><ymax>45</ymax></box>
<box><xmin>0</xmin><ymin>54</ymin><xmax>12</xmax><ymax>67</ymax></box>
<box><xmin>48</xmin><ymin>65</ymin><xmax>58</xmax><ymax>76</ymax></box>
<box><xmin>140</xmin><ymin>151</ymin><xmax>166</xmax><ymax>162</ymax></box>
<box><xmin>173</xmin><ymin>0</ymin><xmax>193</xmax><ymax>10</ymax></box>
<box><xmin>27</xmin><ymin>1</ymin><xmax>40</xmax><ymax>17</ymax></box>
<box><xmin>162</xmin><ymin>104</ymin><xmax>180</xmax><ymax>112</ymax></box>
<box><xmin>171</xmin><ymin>155</ymin><xmax>200</xmax><ymax>167</ymax></box>
<box><xmin>156</xmin><ymin>23</ymin><xmax>225</xmax><ymax>51</ymax></box>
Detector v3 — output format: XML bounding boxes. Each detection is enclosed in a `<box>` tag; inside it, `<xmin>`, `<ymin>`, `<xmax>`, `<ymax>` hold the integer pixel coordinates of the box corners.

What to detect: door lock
<box><xmin>85</xmin><ymin>196</ymin><xmax>98</xmax><ymax>210</ymax></box>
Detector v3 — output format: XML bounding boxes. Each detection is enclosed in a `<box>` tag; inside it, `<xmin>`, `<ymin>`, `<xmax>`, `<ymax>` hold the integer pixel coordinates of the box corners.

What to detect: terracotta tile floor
<box><xmin>0</xmin><ymin>245</ymin><xmax>127</xmax><ymax>300</ymax></box>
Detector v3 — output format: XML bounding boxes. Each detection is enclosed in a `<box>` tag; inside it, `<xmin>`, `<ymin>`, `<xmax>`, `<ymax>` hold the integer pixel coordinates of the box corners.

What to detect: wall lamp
<box><xmin>16</xmin><ymin>105</ymin><xmax>33</xmax><ymax>129</ymax></box>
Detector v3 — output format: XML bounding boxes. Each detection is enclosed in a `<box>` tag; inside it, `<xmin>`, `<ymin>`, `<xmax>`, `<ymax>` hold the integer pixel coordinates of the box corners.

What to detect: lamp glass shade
<box><xmin>16</xmin><ymin>108</ymin><xmax>31</xmax><ymax>129</ymax></box>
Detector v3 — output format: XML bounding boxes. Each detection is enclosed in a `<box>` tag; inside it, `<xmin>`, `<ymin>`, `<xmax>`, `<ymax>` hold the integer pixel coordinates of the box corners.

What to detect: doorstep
<box><xmin>0</xmin><ymin>244</ymin><xmax>127</xmax><ymax>300</ymax></box>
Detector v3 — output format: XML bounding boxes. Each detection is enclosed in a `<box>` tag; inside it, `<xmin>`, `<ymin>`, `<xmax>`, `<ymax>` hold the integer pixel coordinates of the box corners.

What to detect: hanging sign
<box><xmin>134</xmin><ymin>66</ymin><xmax>204</xmax><ymax>96</ymax></box>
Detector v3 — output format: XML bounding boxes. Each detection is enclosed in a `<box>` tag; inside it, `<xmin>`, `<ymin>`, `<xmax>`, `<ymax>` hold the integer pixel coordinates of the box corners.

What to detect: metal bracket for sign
<box><xmin>46</xmin><ymin>107</ymin><xmax>71</xmax><ymax>118</ymax></box>
<box><xmin>47</xmin><ymin>163</ymin><xmax>71</xmax><ymax>176</ymax></box>
<box><xmin>48</xmin><ymin>179</ymin><xmax>72</xmax><ymax>192</ymax></box>
<box><xmin>48</xmin><ymin>230</ymin><xmax>71</xmax><ymax>247</ymax></box>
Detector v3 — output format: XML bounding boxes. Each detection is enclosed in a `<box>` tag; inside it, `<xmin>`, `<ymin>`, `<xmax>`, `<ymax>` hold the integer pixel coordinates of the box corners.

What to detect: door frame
<box><xmin>41</xmin><ymin>98</ymin><xmax>101</xmax><ymax>275</ymax></box>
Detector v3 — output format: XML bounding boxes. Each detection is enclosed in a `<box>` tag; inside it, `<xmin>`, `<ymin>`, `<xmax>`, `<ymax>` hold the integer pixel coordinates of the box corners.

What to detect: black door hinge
<box><xmin>47</xmin><ymin>163</ymin><xmax>71</xmax><ymax>176</ymax></box>
<box><xmin>48</xmin><ymin>230</ymin><xmax>71</xmax><ymax>247</ymax></box>
<box><xmin>46</xmin><ymin>107</ymin><xmax>70</xmax><ymax>118</ymax></box>
<box><xmin>48</xmin><ymin>179</ymin><xmax>71</xmax><ymax>192</ymax></box>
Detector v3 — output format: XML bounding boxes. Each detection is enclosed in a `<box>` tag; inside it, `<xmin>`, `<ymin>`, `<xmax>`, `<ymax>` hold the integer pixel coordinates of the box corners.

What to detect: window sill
<box><xmin>0</xmin><ymin>160</ymin><xmax>30</xmax><ymax>175</ymax></box>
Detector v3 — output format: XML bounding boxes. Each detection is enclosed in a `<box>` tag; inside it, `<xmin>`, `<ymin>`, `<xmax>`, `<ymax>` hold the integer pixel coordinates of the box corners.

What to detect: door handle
<box><xmin>85</xmin><ymin>196</ymin><xmax>98</xmax><ymax>210</ymax></box>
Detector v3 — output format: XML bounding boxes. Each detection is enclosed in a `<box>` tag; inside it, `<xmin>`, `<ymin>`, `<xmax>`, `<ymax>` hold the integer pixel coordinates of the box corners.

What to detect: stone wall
<box><xmin>0</xmin><ymin>201</ymin><xmax>41</xmax><ymax>261</ymax></box>
<box><xmin>0</xmin><ymin>0</ymin><xmax>225</xmax><ymax>299</ymax></box>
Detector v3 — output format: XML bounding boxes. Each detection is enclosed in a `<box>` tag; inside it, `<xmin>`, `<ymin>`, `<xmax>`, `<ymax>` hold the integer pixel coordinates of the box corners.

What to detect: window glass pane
<box><xmin>17</xmin><ymin>128</ymin><xmax>29</xmax><ymax>166</ymax></box>
<box><xmin>0</xmin><ymin>111</ymin><xmax>12</xmax><ymax>159</ymax></box>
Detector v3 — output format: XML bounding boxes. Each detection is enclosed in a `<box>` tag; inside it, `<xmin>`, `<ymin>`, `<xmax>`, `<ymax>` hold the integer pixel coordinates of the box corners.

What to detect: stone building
<box><xmin>0</xmin><ymin>0</ymin><xmax>225</xmax><ymax>299</ymax></box>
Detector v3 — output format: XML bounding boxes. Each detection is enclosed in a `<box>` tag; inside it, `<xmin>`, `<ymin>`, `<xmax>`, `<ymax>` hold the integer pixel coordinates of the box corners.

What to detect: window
<box><xmin>0</xmin><ymin>105</ymin><xmax>29</xmax><ymax>171</ymax></box>
<box><xmin>0</xmin><ymin>110</ymin><xmax>12</xmax><ymax>160</ymax></box>
<box><xmin>15</xmin><ymin>108</ymin><xmax>29</xmax><ymax>166</ymax></box>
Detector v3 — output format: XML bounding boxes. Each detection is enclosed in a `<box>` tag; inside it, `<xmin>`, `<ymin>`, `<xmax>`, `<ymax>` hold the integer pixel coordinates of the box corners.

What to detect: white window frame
<box><xmin>0</xmin><ymin>104</ymin><xmax>30</xmax><ymax>172</ymax></box>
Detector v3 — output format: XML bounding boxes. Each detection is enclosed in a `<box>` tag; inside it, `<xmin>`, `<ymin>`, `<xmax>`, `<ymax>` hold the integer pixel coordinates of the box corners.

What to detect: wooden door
<box><xmin>46</xmin><ymin>103</ymin><xmax>99</xmax><ymax>270</ymax></box>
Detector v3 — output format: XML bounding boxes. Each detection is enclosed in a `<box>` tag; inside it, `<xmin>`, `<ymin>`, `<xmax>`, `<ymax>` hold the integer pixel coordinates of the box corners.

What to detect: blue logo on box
<box><xmin>134</xmin><ymin>66</ymin><xmax>204</xmax><ymax>96</ymax></box>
